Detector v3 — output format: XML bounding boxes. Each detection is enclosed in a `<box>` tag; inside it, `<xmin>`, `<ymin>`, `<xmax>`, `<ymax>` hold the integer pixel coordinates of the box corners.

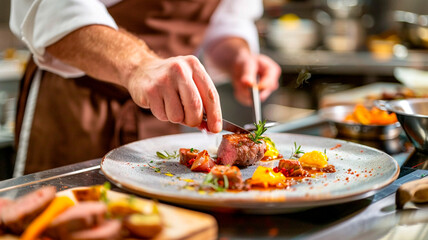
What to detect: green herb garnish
<box><xmin>290</xmin><ymin>142</ymin><xmax>305</xmax><ymax>159</ymax></box>
<box><xmin>190</xmin><ymin>148</ymin><xmax>194</xmax><ymax>153</ymax></box>
<box><xmin>223</xmin><ymin>175</ymin><xmax>229</xmax><ymax>189</ymax></box>
<box><xmin>128</xmin><ymin>194</ymin><xmax>136</xmax><ymax>205</ymax></box>
<box><xmin>202</xmin><ymin>173</ymin><xmax>227</xmax><ymax>192</ymax></box>
<box><xmin>148</xmin><ymin>163</ymin><xmax>161</xmax><ymax>173</ymax></box>
<box><xmin>156</xmin><ymin>151</ymin><xmax>179</xmax><ymax>159</ymax></box>
<box><xmin>248</xmin><ymin>120</ymin><xmax>267</xmax><ymax>144</ymax></box>
<box><xmin>100</xmin><ymin>181</ymin><xmax>111</xmax><ymax>204</ymax></box>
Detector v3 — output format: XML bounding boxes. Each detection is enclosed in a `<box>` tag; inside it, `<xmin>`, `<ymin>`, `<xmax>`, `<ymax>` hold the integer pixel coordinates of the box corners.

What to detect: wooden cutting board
<box><xmin>0</xmin><ymin>187</ymin><xmax>218</xmax><ymax>240</ymax></box>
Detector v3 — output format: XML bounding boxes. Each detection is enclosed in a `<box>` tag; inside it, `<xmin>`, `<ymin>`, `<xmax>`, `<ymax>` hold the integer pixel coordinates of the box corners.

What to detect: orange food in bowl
<box><xmin>345</xmin><ymin>104</ymin><xmax>398</xmax><ymax>125</ymax></box>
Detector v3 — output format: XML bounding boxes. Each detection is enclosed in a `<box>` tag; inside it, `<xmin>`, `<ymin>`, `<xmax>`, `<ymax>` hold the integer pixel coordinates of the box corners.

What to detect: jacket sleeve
<box><xmin>202</xmin><ymin>0</ymin><xmax>263</xmax><ymax>53</ymax></box>
<box><xmin>10</xmin><ymin>0</ymin><xmax>118</xmax><ymax>78</ymax></box>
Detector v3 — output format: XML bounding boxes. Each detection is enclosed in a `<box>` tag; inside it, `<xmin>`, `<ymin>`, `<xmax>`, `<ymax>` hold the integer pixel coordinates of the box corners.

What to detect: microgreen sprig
<box><xmin>248</xmin><ymin>120</ymin><xmax>267</xmax><ymax>144</ymax></box>
<box><xmin>290</xmin><ymin>142</ymin><xmax>305</xmax><ymax>159</ymax></box>
<box><xmin>156</xmin><ymin>150</ymin><xmax>179</xmax><ymax>159</ymax></box>
<box><xmin>202</xmin><ymin>173</ymin><xmax>228</xmax><ymax>192</ymax></box>
<box><xmin>147</xmin><ymin>163</ymin><xmax>161</xmax><ymax>173</ymax></box>
<box><xmin>100</xmin><ymin>181</ymin><xmax>111</xmax><ymax>204</ymax></box>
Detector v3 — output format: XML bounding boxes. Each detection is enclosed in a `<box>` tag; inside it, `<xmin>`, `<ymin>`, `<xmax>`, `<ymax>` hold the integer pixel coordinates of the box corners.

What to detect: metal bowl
<box><xmin>376</xmin><ymin>99</ymin><xmax>428</xmax><ymax>153</ymax></box>
<box><xmin>319</xmin><ymin>105</ymin><xmax>402</xmax><ymax>140</ymax></box>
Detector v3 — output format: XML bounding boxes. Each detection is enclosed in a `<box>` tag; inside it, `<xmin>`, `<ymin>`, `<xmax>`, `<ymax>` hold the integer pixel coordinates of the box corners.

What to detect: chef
<box><xmin>9</xmin><ymin>0</ymin><xmax>281</xmax><ymax>175</ymax></box>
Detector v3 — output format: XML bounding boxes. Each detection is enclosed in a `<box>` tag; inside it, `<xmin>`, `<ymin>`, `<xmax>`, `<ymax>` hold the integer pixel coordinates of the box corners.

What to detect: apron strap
<box><xmin>14</xmin><ymin>69</ymin><xmax>42</xmax><ymax>177</ymax></box>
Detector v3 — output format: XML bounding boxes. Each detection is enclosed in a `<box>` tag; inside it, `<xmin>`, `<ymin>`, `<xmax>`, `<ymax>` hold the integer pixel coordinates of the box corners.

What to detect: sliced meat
<box><xmin>277</xmin><ymin>159</ymin><xmax>308</xmax><ymax>177</ymax></box>
<box><xmin>46</xmin><ymin>202</ymin><xmax>107</xmax><ymax>239</ymax></box>
<box><xmin>1</xmin><ymin>186</ymin><xmax>56</xmax><ymax>234</ymax></box>
<box><xmin>0</xmin><ymin>198</ymin><xmax>12</xmax><ymax>234</ymax></box>
<box><xmin>217</xmin><ymin>134</ymin><xmax>266</xmax><ymax>167</ymax></box>
<box><xmin>210</xmin><ymin>165</ymin><xmax>243</xmax><ymax>190</ymax></box>
<box><xmin>68</xmin><ymin>219</ymin><xmax>122</xmax><ymax>240</ymax></box>
<box><xmin>179</xmin><ymin>148</ymin><xmax>199</xmax><ymax>167</ymax></box>
<box><xmin>190</xmin><ymin>150</ymin><xmax>215</xmax><ymax>173</ymax></box>
<box><xmin>0</xmin><ymin>198</ymin><xmax>11</xmax><ymax>212</ymax></box>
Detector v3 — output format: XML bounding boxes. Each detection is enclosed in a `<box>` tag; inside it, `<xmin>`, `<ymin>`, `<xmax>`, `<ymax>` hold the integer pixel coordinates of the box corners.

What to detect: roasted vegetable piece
<box><xmin>107</xmin><ymin>196</ymin><xmax>152</xmax><ymax>218</ymax></box>
<box><xmin>345</xmin><ymin>104</ymin><xmax>397</xmax><ymax>125</ymax></box>
<box><xmin>299</xmin><ymin>151</ymin><xmax>328</xmax><ymax>168</ymax></box>
<box><xmin>277</xmin><ymin>159</ymin><xmax>308</xmax><ymax>177</ymax></box>
<box><xmin>20</xmin><ymin>196</ymin><xmax>75</xmax><ymax>240</ymax></box>
<box><xmin>72</xmin><ymin>186</ymin><xmax>102</xmax><ymax>202</ymax></box>
<box><xmin>123</xmin><ymin>213</ymin><xmax>163</xmax><ymax>238</ymax></box>
<box><xmin>179</xmin><ymin>148</ymin><xmax>199</xmax><ymax>167</ymax></box>
<box><xmin>190</xmin><ymin>150</ymin><xmax>215</xmax><ymax>172</ymax></box>
<box><xmin>251</xmin><ymin>166</ymin><xmax>287</xmax><ymax>188</ymax></box>
<box><xmin>210</xmin><ymin>165</ymin><xmax>244</xmax><ymax>190</ymax></box>
<box><xmin>263</xmin><ymin>137</ymin><xmax>280</xmax><ymax>159</ymax></box>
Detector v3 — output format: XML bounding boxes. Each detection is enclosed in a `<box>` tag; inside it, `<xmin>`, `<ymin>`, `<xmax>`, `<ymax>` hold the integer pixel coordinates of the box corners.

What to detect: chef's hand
<box><xmin>126</xmin><ymin>55</ymin><xmax>222</xmax><ymax>133</ymax></box>
<box><xmin>232</xmin><ymin>53</ymin><xmax>281</xmax><ymax>106</ymax></box>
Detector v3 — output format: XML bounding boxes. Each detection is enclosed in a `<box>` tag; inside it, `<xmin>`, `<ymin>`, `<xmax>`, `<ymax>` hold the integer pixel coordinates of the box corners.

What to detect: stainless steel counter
<box><xmin>1</xmin><ymin>153</ymin><xmax>427</xmax><ymax>239</ymax></box>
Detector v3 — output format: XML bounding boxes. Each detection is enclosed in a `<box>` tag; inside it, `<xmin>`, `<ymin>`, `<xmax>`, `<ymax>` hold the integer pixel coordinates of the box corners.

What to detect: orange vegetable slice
<box><xmin>20</xmin><ymin>196</ymin><xmax>75</xmax><ymax>240</ymax></box>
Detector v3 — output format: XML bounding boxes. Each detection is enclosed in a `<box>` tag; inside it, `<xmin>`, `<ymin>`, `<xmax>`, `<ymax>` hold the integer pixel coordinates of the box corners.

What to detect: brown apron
<box><xmin>16</xmin><ymin>0</ymin><xmax>220</xmax><ymax>174</ymax></box>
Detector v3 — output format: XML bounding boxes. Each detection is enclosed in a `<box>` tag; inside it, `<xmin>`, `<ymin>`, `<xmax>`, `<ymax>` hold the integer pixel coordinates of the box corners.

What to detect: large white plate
<box><xmin>101</xmin><ymin>133</ymin><xmax>399</xmax><ymax>213</ymax></box>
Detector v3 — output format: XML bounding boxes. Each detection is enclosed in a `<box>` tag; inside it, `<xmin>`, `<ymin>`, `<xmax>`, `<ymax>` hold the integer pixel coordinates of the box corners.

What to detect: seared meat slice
<box><xmin>210</xmin><ymin>165</ymin><xmax>244</xmax><ymax>190</ymax></box>
<box><xmin>46</xmin><ymin>202</ymin><xmax>107</xmax><ymax>239</ymax></box>
<box><xmin>0</xmin><ymin>198</ymin><xmax>11</xmax><ymax>211</ymax></box>
<box><xmin>217</xmin><ymin>134</ymin><xmax>266</xmax><ymax>167</ymax></box>
<box><xmin>179</xmin><ymin>148</ymin><xmax>199</xmax><ymax>167</ymax></box>
<box><xmin>1</xmin><ymin>186</ymin><xmax>56</xmax><ymax>234</ymax></box>
<box><xmin>277</xmin><ymin>159</ymin><xmax>308</xmax><ymax>177</ymax></box>
<box><xmin>190</xmin><ymin>150</ymin><xmax>215</xmax><ymax>172</ymax></box>
<box><xmin>0</xmin><ymin>198</ymin><xmax>12</xmax><ymax>234</ymax></box>
<box><xmin>67</xmin><ymin>219</ymin><xmax>122</xmax><ymax>240</ymax></box>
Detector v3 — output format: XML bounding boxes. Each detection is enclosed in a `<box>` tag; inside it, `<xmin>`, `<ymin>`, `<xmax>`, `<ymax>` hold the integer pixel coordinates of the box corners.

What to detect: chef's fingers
<box><xmin>163</xmin><ymin>82</ymin><xmax>185</xmax><ymax>124</ymax></box>
<box><xmin>185</xmin><ymin>56</ymin><xmax>222</xmax><ymax>133</ymax></box>
<box><xmin>238</xmin><ymin>55</ymin><xmax>258</xmax><ymax>87</ymax></box>
<box><xmin>257</xmin><ymin>55</ymin><xmax>281</xmax><ymax>101</ymax></box>
<box><xmin>148</xmin><ymin>88</ymin><xmax>168</xmax><ymax>121</ymax></box>
<box><xmin>232</xmin><ymin>80</ymin><xmax>252</xmax><ymax>106</ymax></box>
<box><xmin>231</xmin><ymin>56</ymin><xmax>258</xmax><ymax>106</ymax></box>
<box><xmin>172</xmin><ymin>57</ymin><xmax>204</xmax><ymax>127</ymax></box>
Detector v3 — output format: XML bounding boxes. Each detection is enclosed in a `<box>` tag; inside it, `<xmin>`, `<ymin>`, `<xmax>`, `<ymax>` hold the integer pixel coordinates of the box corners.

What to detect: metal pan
<box><xmin>375</xmin><ymin>99</ymin><xmax>428</xmax><ymax>152</ymax></box>
<box><xmin>319</xmin><ymin>105</ymin><xmax>402</xmax><ymax>140</ymax></box>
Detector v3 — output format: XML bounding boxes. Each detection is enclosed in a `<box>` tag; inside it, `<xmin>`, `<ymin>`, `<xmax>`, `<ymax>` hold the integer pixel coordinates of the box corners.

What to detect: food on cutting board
<box><xmin>344</xmin><ymin>104</ymin><xmax>397</xmax><ymax>125</ymax></box>
<box><xmin>175</xmin><ymin>121</ymin><xmax>336</xmax><ymax>192</ymax></box>
<box><xmin>365</xmin><ymin>87</ymin><xmax>428</xmax><ymax>101</ymax></box>
<box><xmin>0</xmin><ymin>184</ymin><xmax>163</xmax><ymax>240</ymax></box>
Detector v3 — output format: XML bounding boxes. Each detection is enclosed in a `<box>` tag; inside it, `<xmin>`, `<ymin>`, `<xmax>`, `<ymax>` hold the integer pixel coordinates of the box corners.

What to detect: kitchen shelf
<box><xmin>262</xmin><ymin>48</ymin><xmax>428</xmax><ymax>76</ymax></box>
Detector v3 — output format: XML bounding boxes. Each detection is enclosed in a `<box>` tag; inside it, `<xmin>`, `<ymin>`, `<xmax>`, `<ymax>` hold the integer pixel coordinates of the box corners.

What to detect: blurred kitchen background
<box><xmin>1</xmin><ymin>0</ymin><xmax>428</xmax><ymax>179</ymax></box>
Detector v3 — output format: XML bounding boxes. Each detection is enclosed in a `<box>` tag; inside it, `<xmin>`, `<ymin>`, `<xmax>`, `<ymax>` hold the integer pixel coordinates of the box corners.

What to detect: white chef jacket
<box><xmin>9</xmin><ymin>0</ymin><xmax>263</xmax><ymax>78</ymax></box>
